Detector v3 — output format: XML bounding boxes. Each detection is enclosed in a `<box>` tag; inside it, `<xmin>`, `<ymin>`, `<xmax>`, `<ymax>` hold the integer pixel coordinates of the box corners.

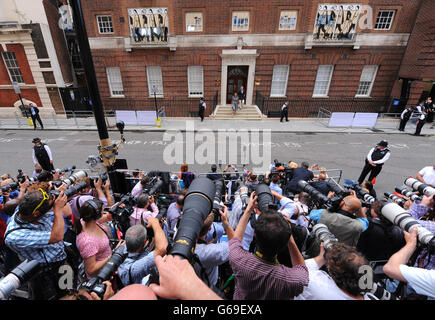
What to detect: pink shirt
<box><xmin>129</xmin><ymin>203</ymin><xmax>159</xmax><ymax>226</ymax></box>
<box><xmin>76</xmin><ymin>222</ymin><xmax>112</xmax><ymax>279</ymax></box>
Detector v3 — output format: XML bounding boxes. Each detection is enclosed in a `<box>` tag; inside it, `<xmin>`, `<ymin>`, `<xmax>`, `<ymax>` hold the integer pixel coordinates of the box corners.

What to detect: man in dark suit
<box><xmin>29</xmin><ymin>103</ymin><xmax>44</xmax><ymax>130</ymax></box>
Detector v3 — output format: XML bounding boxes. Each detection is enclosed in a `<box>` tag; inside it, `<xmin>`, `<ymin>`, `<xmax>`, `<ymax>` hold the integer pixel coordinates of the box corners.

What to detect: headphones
<box><xmin>85</xmin><ymin>199</ymin><xmax>103</xmax><ymax>220</ymax></box>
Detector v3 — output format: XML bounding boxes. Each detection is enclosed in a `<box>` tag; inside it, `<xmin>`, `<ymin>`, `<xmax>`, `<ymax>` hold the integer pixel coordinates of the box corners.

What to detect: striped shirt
<box><xmin>408</xmin><ymin>200</ymin><xmax>435</xmax><ymax>270</ymax></box>
<box><xmin>5</xmin><ymin>212</ymin><xmax>66</xmax><ymax>264</ymax></box>
<box><xmin>229</xmin><ymin>237</ymin><xmax>309</xmax><ymax>300</ymax></box>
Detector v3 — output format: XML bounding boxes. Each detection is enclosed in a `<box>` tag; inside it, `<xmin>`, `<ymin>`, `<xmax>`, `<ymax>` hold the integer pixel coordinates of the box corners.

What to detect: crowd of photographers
<box><xmin>0</xmin><ymin>151</ymin><xmax>434</xmax><ymax>300</ymax></box>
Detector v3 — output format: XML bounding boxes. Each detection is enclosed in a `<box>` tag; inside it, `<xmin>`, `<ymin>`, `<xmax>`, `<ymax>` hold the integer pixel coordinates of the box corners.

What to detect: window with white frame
<box><xmin>356</xmin><ymin>65</ymin><xmax>378</xmax><ymax>97</ymax></box>
<box><xmin>147</xmin><ymin>66</ymin><xmax>164</xmax><ymax>97</ymax></box>
<box><xmin>186</xmin><ymin>12</ymin><xmax>203</xmax><ymax>32</ymax></box>
<box><xmin>2</xmin><ymin>51</ymin><xmax>24</xmax><ymax>83</ymax></box>
<box><xmin>97</xmin><ymin>15</ymin><xmax>114</xmax><ymax>34</ymax></box>
<box><xmin>188</xmin><ymin>66</ymin><xmax>204</xmax><ymax>97</ymax></box>
<box><xmin>279</xmin><ymin>10</ymin><xmax>298</xmax><ymax>31</ymax></box>
<box><xmin>270</xmin><ymin>65</ymin><xmax>289</xmax><ymax>97</ymax></box>
<box><xmin>106</xmin><ymin>67</ymin><xmax>124</xmax><ymax>97</ymax></box>
<box><xmin>374</xmin><ymin>10</ymin><xmax>395</xmax><ymax>30</ymax></box>
<box><xmin>232</xmin><ymin>11</ymin><xmax>250</xmax><ymax>31</ymax></box>
<box><xmin>313</xmin><ymin>65</ymin><xmax>333</xmax><ymax>97</ymax></box>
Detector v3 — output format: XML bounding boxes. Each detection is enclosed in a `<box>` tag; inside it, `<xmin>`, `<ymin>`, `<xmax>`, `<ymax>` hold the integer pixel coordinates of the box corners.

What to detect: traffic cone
<box><xmin>371</xmin><ymin>177</ymin><xmax>376</xmax><ymax>185</ymax></box>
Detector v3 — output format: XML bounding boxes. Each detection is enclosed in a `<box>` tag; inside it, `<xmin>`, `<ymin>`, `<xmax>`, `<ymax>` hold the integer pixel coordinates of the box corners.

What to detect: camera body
<box><xmin>80</xmin><ymin>244</ymin><xmax>127</xmax><ymax>299</ymax></box>
<box><xmin>90</xmin><ymin>173</ymin><xmax>109</xmax><ymax>188</ymax></box>
<box><xmin>1</xmin><ymin>182</ymin><xmax>19</xmax><ymax>193</ymax></box>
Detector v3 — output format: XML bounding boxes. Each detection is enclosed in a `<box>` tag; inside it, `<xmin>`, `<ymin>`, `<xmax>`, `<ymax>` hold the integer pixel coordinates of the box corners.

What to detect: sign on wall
<box><xmin>128</xmin><ymin>8</ymin><xmax>169</xmax><ymax>43</ymax></box>
<box><xmin>313</xmin><ymin>4</ymin><xmax>361</xmax><ymax>41</ymax></box>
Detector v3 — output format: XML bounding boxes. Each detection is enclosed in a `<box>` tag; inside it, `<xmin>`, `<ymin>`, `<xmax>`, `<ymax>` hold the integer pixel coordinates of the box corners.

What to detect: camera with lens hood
<box><xmin>312</xmin><ymin>223</ymin><xmax>338</xmax><ymax>250</ymax></box>
<box><xmin>80</xmin><ymin>244</ymin><xmax>128</xmax><ymax>299</ymax></box>
<box><xmin>0</xmin><ymin>260</ymin><xmax>40</xmax><ymax>300</ymax></box>
<box><xmin>381</xmin><ymin>202</ymin><xmax>435</xmax><ymax>249</ymax></box>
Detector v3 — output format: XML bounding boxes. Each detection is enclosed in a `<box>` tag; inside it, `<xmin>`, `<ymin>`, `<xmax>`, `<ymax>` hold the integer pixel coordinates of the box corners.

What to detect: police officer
<box><xmin>357</xmin><ymin>140</ymin><xmax>390</xmax><ymax>185</ymax></box>
<box><xmin>414</xmin><ymin>102</ymin><xmax>427</xmax><ymax>136</ymax></box>
<box><xmin>198</xmin><ymin>97</ymin><xmax>206</xmax><ymax>122</ymax></box>
<box><xmin>32</xmin><ymin>137</ymin><xmax>54</xmax><ymax>172</ymax></box>
<box><xmin>280</xmin><ymin>101</ymin><xmax>289</xmax><ymax>122</ymax></box>
<box><xmin>398</xmin><ymin>105</ymin><xmax>412</xmax><ymax>131</ymax></box>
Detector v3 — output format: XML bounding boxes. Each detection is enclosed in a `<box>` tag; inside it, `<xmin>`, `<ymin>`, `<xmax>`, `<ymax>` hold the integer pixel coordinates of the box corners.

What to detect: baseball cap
<box><xmin>32</xmin><ymin>137</ymin><xmax>41</xmax><ymax>143</ymax></box>
<box><xmin>377</xmin><ymin>140</ymin><xmax>388</xmax><ymax>147</ymax></box>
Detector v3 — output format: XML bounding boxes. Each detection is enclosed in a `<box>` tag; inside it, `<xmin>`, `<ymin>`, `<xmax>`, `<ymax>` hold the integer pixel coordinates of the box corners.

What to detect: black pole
<box><xmin>69</xmin><ymin>0</ymin><xmax>108</xmax><ymax>141</ymax></box>
<box><xmin>18</xmin><ymin>93</ymin><xmax>28</xmax><ymax>117</ymax></box>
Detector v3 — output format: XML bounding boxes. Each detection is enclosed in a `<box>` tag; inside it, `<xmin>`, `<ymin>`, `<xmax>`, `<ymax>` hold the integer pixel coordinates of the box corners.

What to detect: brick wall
<box><xmin>80</xmin><ymin>0</ymin><xmax>424</xmax><ymax>115</ymax></box>
<box><xmin>81</xmin><ymin>0</ymin><xmax>420</xmax><ymax>37</ymax></box>
<box><xmin>399</xmin><ymin>0</ymin><xmax>435</xmax><ymax>79</ymax></box>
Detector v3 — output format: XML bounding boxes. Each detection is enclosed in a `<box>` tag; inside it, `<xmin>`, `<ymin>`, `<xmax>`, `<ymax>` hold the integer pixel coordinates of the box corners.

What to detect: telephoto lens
<box><xmin>0</xmin><ymin>260</ymin><xmax>40</xmax><ymax>300</ymax></box>
<box><xmin>394</xmin><ymin>186</ymin><xmax>421</xmax><ymax>202</ymax></box>
<box><xmin>170</xmin><ymin>177</ymin><xmax>215</xmax><ymax>260</ymax></box>
<box><xmin>149</xmin><ymin>179</ymin><xmax>163</xmax><ymax>196</ymax></box>
<box><xmin>353</xmin><ymin>184</ymin><xmax>376</xmax><ymax>204</ymax></box>
<box><xmin>50</xmin><ymin>180</ymin><xmax>88</xmax><ymax>199</ymax></box>
<box><xmin>384</xmin><ymin>192</ymin><xmax>407</xmax><ymax>208</ymax></box>
<box><xmin>298</xmin><ymin>180</ymin><xmax>330</xmax><ymax>207</ymax></box>
<box><xmin>239</xmin><ymin>183</ymin><xmax>250</xmax><ymax>211</ymax></box>
<box><xmin>254</xmin><ymin>183</ymin><xmax>277</xmax><ymax>212</ymax></box>
<box><xmin>312</xmin><ymin>223</ymin><xmax>338</xmax><ymax>250</ymax></box>
<box><xmin>212</xmin><ymin>179</ymin><xmax>224</xmax><ymax>221</ymax></box>
<box><xmin>62</xmin><ymin>170</ymin><xmax>88</xmax><ymax>187</ymax></box>
<box><xmin>381</xmin><ymin>202</ymin><xmax>435</xmax><ymax>248</ymax></box>
<box><xmin>404</xmin><ymin>178</ymin><xmax>435</xmax><ymax>196</ymax></box>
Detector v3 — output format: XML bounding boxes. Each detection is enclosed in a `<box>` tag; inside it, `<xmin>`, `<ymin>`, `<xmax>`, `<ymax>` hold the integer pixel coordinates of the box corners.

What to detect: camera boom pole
<box><xmin>69</xmin><ymin>0</ymin><xmax>115</xmax><ymax>168</ymax></box>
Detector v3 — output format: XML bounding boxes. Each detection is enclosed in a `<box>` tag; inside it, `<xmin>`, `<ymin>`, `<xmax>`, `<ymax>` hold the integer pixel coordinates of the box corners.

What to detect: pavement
<box><xmin>1</xmin><ymin>115</ymin><xmax>435</xmax><ymax>136</ymax></box>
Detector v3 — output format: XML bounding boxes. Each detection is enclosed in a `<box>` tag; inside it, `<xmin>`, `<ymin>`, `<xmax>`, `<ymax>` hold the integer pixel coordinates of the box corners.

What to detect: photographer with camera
<box><xmin>4</xmin><ymin>189</ymin><xmax>71</xmax><ymax>299</ymax></box>
<box><xmin>309</xmin><ymin>195</ymin><xmax>369</xmax><ymax>247</ymax></box>
<box><xmin>356</xmin><ymin>200</ymin><xmax>405</xmax><ymax>261</ymax></box>
<box><xmin>117</xmin><ymin>217</ymin><xmax>167</xmax><ymax>286</ymax></box>
<box><xmin>416</xmin><ymin>163</ymin><xmax>435</xmax><ymax>188</ymax></box>
<box><xmin>129</xmin><ymin>194</ymin><xmax>159</xmax><ymax>227</ymax></box>
<box><xmin>166</xmin><ymin>194</ymin><xmax>184</xmax><ymax>232</ymax></box>
<box><xmin>193</xmin><ymin>205</ymin><xmax>234</xmax><ymax>288</ymax></box>
<box><xmin>131</xmin><ymin>176</ymin><xmax>150</xmax><ymax>198</ymax></box>
<box><xmin>74</xmin><ymin>198</ymin><xmax>124</xmax><ymax>280</ymax></box>
<box><xmin>228</xmin><ymin>191</ymin><xmax>308</xmax><ymax>299</ymax></box>
<box><xmin>383</xmin><ymin>228</ymin><xmax>435</xmax><ymax>299</ymax></box>
<box><xmin>295</xmin><ymin>240</ymin><xmax>373</xmax><ymax>300</ymax></box>
<box><xmin>69</xmin><ymin>177</ymin><xmax>111</xmax><ymax>223</ymax></box>
<box><xmin>285</xmin><ymin>162</ymin><xmax>315</xmax><ymax>196</ymax></box>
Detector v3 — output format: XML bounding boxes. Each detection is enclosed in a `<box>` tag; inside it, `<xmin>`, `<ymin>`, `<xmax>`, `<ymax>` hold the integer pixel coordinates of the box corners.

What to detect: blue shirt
<box><xmin>166</xmin><ymin>202</ymin><xmax>182</xmax><ymax>231</ymax></box>
<box><xmin>5</xmin><ymin>212</ymin><xmax>66</xmax><ymax>264</ymax></box>
<box><xmin>117</xmin><ymin>248</ymin><xmax>155</xmax><ymax>286</ymax></box>
<box><xmin>206</xmin><ymin>222</ymin><xmax>225</xmax><ymax>243</ymax></box>
<box><xmin>309</xmin><ymin>209</ymin><xmax>369</xmax><ymax>232</ymax></box>
<box><xmin>278</xmin><ymin>197</ymin><xmax>298</xmax><ymax>220</ymax></box>
<box><xmin>194</xmin><ymin>242</ymin><xmax>229</xmax><ymax>286</ymax></box>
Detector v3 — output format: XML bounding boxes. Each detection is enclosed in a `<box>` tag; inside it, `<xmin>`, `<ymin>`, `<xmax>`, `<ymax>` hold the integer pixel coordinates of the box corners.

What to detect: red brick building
<box><xmin>80</xmin><ymin>0</ymin><xmax>427</xmax><ymax>117</ymax></box>
<box><xmin>0</xmin><ymin>0</ymin><xmax>85</xmax><ymax>116</ymax></box>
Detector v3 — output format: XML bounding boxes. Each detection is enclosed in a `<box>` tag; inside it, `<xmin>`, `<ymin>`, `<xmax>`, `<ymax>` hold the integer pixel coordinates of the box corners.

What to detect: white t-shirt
<box><xmin>400</xmin><ymin>265</ymin><xmax>435</xmax><ymax>299</ymax></box>
<box><xmin>295</xmin><ymin>259</ymin><xmax>356</xmax><ymax>300</ymax></box>
<box><xmin>418</xmin><ymin>166</ymin><xmax>435</xmax><ymax>186</ymax></box>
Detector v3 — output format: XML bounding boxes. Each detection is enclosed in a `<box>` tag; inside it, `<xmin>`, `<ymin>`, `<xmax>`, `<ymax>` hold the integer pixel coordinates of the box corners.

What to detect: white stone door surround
<box><xmin>219</xmin><ymin>49</ymin><xmax>259</xmax><ymax>106</ymax></box>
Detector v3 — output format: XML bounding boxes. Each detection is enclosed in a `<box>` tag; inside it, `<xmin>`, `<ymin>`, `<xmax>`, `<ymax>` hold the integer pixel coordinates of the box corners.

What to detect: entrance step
<box><xmin>212</xmin><ymin>105</ymin><xmax>263</xmax><ymax>120</ymax></box>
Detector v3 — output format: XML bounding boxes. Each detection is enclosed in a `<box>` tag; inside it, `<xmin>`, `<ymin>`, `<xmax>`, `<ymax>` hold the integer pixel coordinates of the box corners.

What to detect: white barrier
<box><xmin>115</xmin><ymin>110</ymin><xmax>157</xmax><ymax>126</ymax></box>
<box><xmin>328</xmin><ymin>112</ymin><xmax>379</xmax><ymax>128</ymax></box>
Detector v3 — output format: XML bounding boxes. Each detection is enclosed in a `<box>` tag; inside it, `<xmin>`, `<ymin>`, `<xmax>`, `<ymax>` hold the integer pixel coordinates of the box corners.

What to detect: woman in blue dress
<box><xmin>232</xmin><ymin>92</ymin><xmax>239</xmax><ymax>116</ymax></box>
